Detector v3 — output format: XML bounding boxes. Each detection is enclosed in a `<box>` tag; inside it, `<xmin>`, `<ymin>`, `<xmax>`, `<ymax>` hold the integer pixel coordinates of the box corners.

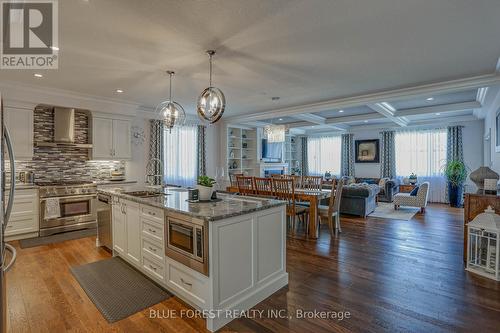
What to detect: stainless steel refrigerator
<box><xmin>0</xmin><ymin>96</ymin><xmax>17</xmax><ymax>333</ymax></box>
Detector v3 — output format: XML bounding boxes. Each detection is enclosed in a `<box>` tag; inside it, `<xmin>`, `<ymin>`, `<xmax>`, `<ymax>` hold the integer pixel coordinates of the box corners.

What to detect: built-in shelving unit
<box><xmin>227</xmin><ymin>127</ymin><xmax>257</xmax><ymax>176</ymax></box>
<box><xmin>284</xmin><ymin>134</ymin><xmax>299</xmax><ymax>171</ymax></box>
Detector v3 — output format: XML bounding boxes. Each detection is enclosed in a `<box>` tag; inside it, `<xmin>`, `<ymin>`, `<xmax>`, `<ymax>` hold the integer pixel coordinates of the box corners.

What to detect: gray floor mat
<box><xmin>70</xmin><ymin>257</ymin><xmax>171</xmax><ymax>323</ymax></box>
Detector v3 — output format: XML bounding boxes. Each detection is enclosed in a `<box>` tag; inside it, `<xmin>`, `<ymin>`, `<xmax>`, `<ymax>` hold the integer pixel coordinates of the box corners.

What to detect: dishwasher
<box><xmin>97</xmin><ymin>193</ymin><xmax>112</xmax><ymax>251</ymax></box>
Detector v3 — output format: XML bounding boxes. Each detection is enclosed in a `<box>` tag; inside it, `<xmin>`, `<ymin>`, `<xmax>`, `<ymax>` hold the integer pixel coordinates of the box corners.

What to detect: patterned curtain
<box><xmin>300</xmin><ymin>136</ymin><xmax>308</xmax><ymax>176</ymax></box>
<box><xmin>147</xmin><ymin>120</ymin><xmax>164</xmax><ymax>185</ymax></box>
<box><xmin>379</xmin><ymin>130</ymin><xmax>396</xmax><ymax>179</ymax></box>
<box><xmin>340</xmin><ymin>133</ymin><xmax>355</xmax><ymax>177</ymax></box>
<box><xmin>447</xmin><ymin>126</ymin><xmax>464</xmax><ymax>162</ymax></box>
<box><xmin>197</xmin><ymin>125</ymin><xmax>207</xmax><ymax>177</ymax></box>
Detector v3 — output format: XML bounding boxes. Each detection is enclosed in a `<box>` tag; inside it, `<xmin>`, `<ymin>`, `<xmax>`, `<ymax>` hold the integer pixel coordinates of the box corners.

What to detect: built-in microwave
<box><xmin>165</xmin><ymin>215</ymin><xmax>209</xmax><ymax>276</ymax></box>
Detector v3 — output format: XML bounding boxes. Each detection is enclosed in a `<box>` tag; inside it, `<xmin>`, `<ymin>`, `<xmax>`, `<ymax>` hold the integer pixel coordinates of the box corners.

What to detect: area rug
<box><xmin>369</xmin><ymin>202</ymin><xmax>420</xmax><ymax>220</ymax></box>
<box><xmin>19</xmin><ymin>228</ymin><xmax>97</xmax><ymax>248</ymax></box>
<box><xmin>71</xmin><ymin>257</ymin><xmax>171</xmax><ymax>323</ymax></box>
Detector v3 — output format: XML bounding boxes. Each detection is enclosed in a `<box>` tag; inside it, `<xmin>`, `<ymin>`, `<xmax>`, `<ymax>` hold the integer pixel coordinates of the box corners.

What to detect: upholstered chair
<box><xmin>393</xmin><ymin>182</ymin><xmax>430</xmax><ymax>213</ymax></box>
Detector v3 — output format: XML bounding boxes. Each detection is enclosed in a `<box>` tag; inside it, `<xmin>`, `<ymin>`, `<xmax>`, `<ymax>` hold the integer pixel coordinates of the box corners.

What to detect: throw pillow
<box><xmin>379</xmin><ymin>177</ymin><xmax>389</xmax><ymax>188</ymax></box>
<box><xmin>410</xmin><ymin>186</ymin><xmax>419</xmax><ymax>196</ymax></box>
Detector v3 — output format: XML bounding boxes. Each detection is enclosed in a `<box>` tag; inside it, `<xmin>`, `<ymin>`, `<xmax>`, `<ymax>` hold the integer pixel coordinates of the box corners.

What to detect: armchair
<box><xmin>394</xmin><ymin>182</ymin><xmax>430</xmax><ymax>213</ymax></box>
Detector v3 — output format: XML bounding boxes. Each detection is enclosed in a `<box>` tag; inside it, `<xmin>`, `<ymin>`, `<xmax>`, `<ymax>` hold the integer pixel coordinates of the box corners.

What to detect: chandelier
<box><xmin>264</xmin><ymin>124</ymin><xmax>286</xmax><ymax>143</ymax></box>
<box><xmin>196</xmin><ymin>50</ymin><xmax>226</xmax><ymax>124</ymax></box>
<box><xmin>155</xmin><ymin>71</ymin><xmax>186</xmax><ymax>132</ymax></box>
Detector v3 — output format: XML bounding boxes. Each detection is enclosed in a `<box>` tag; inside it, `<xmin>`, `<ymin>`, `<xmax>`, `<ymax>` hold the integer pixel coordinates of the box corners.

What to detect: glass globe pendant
<box><xmin>197</xmin><ymin>50</ymin><xmax>226</xmax><ymax>124</ymax></box>
<box><xmin>156</xmin><ymin>71</ymin><xmax>186</xmax><ymax>132</ymax></box>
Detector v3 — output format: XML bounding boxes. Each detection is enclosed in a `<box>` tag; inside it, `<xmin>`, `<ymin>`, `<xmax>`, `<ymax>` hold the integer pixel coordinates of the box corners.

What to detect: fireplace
<box><xmin>260</xmin><ymin>162</ymin><xmax>288</xmax><ymax>177</ymax></box>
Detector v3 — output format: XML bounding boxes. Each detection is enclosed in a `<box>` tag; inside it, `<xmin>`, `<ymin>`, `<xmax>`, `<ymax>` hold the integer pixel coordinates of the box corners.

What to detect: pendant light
<box><xmin>196</xmin><ymin>50</ymin><xmax>226</xmax><ymax>124</ymax></box>
<box><xmin>155</xmin><ymin>70</ymin><xmax>186</xmax><ymax>132</ymax></box>
<box><xmin>264</xmin><ymin>124</ymin><xmax>286</xmax><ymax>143</ymax></box>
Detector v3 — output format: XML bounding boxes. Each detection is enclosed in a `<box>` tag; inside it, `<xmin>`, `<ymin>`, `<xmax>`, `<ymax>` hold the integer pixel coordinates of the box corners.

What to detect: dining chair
<box><xmin>272</xmin><ymin>177</ymin><xmax>308</xmax><ymax>234</ymax></box>
<box><xmin>253</xmin><ymin>177</ymin><xmax>274</xmax><ymax>196</ymax></box>
<box><xmin>236</xmin><ymin>176</ymin><xmax>255</xmax><ymax>195</ymax></box>
<box><xmin>291</xmin><ymin>175</ymin><xmax>302</xmax><ymax>188</ymax></box>
<box><xmin>302</xmin><ymin>176</ymin><xmax>323</xmax><ymax>191</ymax></box>
<box><xmin>230</xmin><ymin>173</ymin><xmax>244</xmax><ymax>187</ymax></box>
<box><xmin>318</xmin><ymin>179</ymin><xmax>344</xmax><ymax>236</ymax></box>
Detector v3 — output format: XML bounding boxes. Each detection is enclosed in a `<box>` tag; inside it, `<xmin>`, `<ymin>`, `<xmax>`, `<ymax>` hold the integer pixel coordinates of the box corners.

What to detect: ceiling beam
<box><xmin>290</xmin><ymin>113</ymin><xmax>348</xmax><ymax>131</ymax></box>
<box><xmin>367</xmin><ymin>102</ymin><xmax>408</xmax><ymax>126</ymax></box>
<box><xmin>325</xmin><ymin>113</ymin><xmax>385</xmax><ymax>124</ymax></box>
<box><xmin>395</xmin><ymin>101</ymin><xmax>481</xmax><ymax>117</ymax></box>
<box><xmin>224</xmin><ymin>73</ymin><xmax>500</xmax><ymax>123</ymax></box>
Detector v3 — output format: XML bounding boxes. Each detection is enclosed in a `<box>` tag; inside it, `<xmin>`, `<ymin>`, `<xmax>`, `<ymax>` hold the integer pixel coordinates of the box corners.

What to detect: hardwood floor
<box><xmin>6</xmin><ymin>204</ymin><xmax>500</xmax><ymax>333</ymax></box>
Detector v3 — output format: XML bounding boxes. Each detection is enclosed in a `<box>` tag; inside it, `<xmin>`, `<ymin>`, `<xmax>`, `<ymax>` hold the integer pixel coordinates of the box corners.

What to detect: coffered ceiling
<box><xmin>1</xmin><ymin>0</ymin><xmax>500</xmax><ymax>123</ymax></box>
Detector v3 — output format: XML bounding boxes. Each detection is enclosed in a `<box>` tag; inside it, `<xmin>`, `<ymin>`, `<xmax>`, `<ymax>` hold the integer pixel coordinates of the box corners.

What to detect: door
<box><xmin>92</xmin><ymin>118</ymin><xmax>113</xmax><ymax>159</ymax></box>
<box><xmin>4</xmin><ymin>108</ymin><xmax>33</xmax><ymax>159</ymax></box>
<box><xmin>112</xmin><ymin>199</ymin><xmax>126</xmax><ymax>255</ymax></box>
<box><xmin>124</xmin><ymin>200</ymin><xmax>140</xmax><ymax>265</ymax></box>
<box><xmin>112</xmin><ymin>119</ymin><xmax>131</xmax><ymax>159</ymax></box>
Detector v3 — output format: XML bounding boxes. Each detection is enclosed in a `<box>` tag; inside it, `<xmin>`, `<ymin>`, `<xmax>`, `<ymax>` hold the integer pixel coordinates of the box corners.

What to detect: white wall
<box><xmin>484</xmin><ymin>91</ymin><xmax>500</xmax><ymax>173</ymax></box>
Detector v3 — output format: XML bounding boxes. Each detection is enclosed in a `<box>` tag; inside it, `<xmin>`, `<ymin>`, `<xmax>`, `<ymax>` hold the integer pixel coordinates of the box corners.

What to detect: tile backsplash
<box><xmin>11</xmin><ymin>106</ymin><xmax>125</xmax><ymax>182</ymax></box>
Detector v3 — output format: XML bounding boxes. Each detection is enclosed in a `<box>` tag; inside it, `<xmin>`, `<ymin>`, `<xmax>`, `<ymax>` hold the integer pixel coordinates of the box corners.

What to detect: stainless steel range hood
<box><xmin>35</xmin><ymin>107</ymin><xmax>92</xmax><ymax>148</ymax></box>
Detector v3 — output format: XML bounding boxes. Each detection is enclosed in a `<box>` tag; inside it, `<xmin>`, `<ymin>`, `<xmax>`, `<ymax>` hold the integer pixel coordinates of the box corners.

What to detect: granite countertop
<box><xmin>94</xmin><ymin>180</ymin><xmax>137</xmax><ymax>186</ymax></box>
<box><xmin>98</xmin><ymin>185</ymin><xmax>286</xmax><ymax>222</ymax></box>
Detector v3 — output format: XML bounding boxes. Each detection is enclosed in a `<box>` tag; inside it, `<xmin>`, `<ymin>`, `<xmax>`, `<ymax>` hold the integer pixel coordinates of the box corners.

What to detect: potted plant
<box><xmin>408</xmin><ymin>173</ymin><xmax>418</xmax><ymax>185</ymax></box>
<box><xmin>444</xmin><ymin>160</ymin><xmax>468</xmax><ymax>207</ymax></box>
<box><xmin>197</xmin><ymin>176</ymin><xmax>216</xmax><ymax>201</ymax></box>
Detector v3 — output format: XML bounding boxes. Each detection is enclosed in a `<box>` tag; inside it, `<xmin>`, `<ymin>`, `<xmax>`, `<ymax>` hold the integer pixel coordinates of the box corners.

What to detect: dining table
<box><xmin>294</xmin><ymin>188</ymin><xmax>331</xmax><ymax>239</ymax></box>
<box><xmin>225</xmin><ymin>186</ymin><xmax>331</xmax><ymax>239</ymax></box>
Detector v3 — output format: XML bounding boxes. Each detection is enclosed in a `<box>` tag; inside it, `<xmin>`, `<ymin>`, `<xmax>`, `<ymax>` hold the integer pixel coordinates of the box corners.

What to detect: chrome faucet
<box><xmin>145</xmin><ymin>158</ymin><xmax>164</xmax><ymax>186</ymax></box>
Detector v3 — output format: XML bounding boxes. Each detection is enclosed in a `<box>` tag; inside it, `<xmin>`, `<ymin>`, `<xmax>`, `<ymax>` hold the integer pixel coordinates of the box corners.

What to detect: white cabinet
<box><xmin>112</xmin><ymin>198</ymin><xmax>140</xmax><ymax>266</ymax></box>
<box><xmin>4</xmin><ymin>107</ymin><xmax>33</xmax><ymax>159</ymax></box>
<box><xmin>112</xmin><ymin>119</ymin><xmax>131</xmax><ymax>159</ymax></box>
<box><xmin>112</xmin><ymin>197</ymin><xmax>126</xmax><ymax>255</ymax></box>
<box><xmin>124</xmin><ymin>200</ymin><xmax>140</xmax><ymax>265</ymax></box>
<box><xmin>92</xmin><ymin>117</ymin><xmax>131</xmax><ymax>160</ymax></box>
<box><xmin>5</xmin><ymin>189</ymin><xmax>38</xmax><ymax>241</ymax></box>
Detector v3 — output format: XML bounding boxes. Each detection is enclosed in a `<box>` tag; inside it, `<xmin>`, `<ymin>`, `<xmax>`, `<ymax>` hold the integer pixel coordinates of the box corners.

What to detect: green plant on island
<box><xmin>197</xmin><ymin>175</ymin><xmax>216</xmax><ymax>187</ymax></box>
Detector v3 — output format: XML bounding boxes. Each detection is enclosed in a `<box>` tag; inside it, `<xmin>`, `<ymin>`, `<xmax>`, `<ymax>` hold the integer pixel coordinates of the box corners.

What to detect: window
<box><xmin>163</xmin><ymin>125</ymin><xmax>198</xmax><ymax>187</ymax></box>
<box><xmin>307</xmin><ymin>136</ymin><xmax>341</xmax><ymax>176</ymax></box>
<box><xmin>395</xmin><ymin>129</ymin><xmax>447</xmax><ymax>202</ymax></box>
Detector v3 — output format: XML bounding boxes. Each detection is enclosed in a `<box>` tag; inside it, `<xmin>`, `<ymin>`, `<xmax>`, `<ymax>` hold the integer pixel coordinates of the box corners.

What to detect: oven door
<box><xmin>40</xmin><ymin>194</ymin><xmax>97</xmax><ymax>228</ymax></box>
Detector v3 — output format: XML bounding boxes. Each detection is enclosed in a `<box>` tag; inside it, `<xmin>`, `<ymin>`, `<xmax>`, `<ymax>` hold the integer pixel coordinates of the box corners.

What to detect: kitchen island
<box><xmin>98</xmin><ymin>186</ymin><xmax>288</xmax><ymax>332</ymax></box>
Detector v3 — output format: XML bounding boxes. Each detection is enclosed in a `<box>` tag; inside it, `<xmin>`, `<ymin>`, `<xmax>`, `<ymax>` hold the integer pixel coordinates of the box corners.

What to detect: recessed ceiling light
<box><xmin>311</xmin><ymin>126</ymin><xmax>315</xmax><ymax>128</ymax></box>
<box><xmin>115</xmin><ymin>89</ymin><xmax>124</xmax><ymax>93</ymax></box>
<box><xmin>435</xmin><ymin>113</ymin><xmax>441</xmax><ymax>115</ymax></box>
<box><xmin>279</xmin><ymin>118</ymin><xmax>283</xmax><ymax>121</ymax></box>
<box><xmin>50</xmin><ymin>46</ymin><xmax>59</xmax><ymax>51</ymax></box>
<box><xmin>339</xmin><ymin>110</ymin><xmax>344</xmax><ymax>113</ymax></box>
<box><xmin>34</xmin><ymin>73</ymin><xmax>43</xmax><ymax>78</ymax></box>
<box><xmin>364</xmin><ymin>120</ymin><xmax>369</xmax><ymax>123</ymax></box>
<box><xmin>426</xmin><ymin>97</ymin><xmax>434</xmax><ymax>101</ymax></box>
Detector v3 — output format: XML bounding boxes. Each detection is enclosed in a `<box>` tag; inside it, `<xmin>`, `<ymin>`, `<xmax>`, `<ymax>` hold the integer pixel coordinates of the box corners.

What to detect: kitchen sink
<box><xmin>123</xmin><ymin>191</ymin><xmax>170</xmax><ymax>198</ymax></box>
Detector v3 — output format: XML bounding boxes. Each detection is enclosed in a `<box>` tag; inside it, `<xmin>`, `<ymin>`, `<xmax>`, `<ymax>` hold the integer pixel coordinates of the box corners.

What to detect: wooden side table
<box><xmin>399</xmin><ymin>184</ymin><xmax>417</xmax><ymax>193</ymax></box>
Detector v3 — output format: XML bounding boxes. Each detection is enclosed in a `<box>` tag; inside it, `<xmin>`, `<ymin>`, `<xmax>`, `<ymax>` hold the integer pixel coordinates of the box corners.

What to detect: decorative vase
<box><xmin>197</xmin><ymin>185</ymin><xmax>213</xmax><ymax>201</ymax></box>
<box><xmin>448</xmin><ymin>183</ymin><xmax>464</xmax><ymax>207</ymax></box>
<box><xmin>469</xmin><ymin>167</ymin><xmax>499</xmax><ymax>193</ymax></box>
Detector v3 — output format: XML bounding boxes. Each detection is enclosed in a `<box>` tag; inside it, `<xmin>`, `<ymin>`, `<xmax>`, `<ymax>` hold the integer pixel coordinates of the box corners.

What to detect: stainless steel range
<box><xmin>37</xmin><ymin>181</ymin><xmax>97</xmax><ymax>236</ymax></box>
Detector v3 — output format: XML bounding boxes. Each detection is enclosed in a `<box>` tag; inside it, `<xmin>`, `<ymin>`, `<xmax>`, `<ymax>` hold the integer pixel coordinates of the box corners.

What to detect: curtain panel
<box><xmin>340</xmin><ymin>133</ymin><xmax>355</xmax><ymax>177</ymax></box>
<box><xmin>379</xmin><ymin>130</ymin><xmax>396</xmax><ymax>179</ymax></box>
<box><xmin>307</xmin><ymin>136</ymin><xmax>342</xmax><ymax>176</ymax></box>
<box><xmin>197</xmin><ymin>125</ymin><xmax>207</xmax><ymax>177</ymax></box>
<box><xmin>163</xmin><ymin>125</ymin><xmax>198</xmax><ymax>187</ymax></box>
<box><xmin>300</xmin><ymin>136</ymin><xmax>308</xmax><ymax>176</ymax></box>
<box><xmin>446</xmin><ymin>126</ymin><xmax>464</xmax><ymax>162</ymax></box>
<box><xmin>395</xmin><ymin>129</ymin><xmax>447</xmax><ymax>203</ymax></box>
<box><xmin>147</xmin><ymin>119</ymin><xmax>164</xmax><ymax>185</ymax></box>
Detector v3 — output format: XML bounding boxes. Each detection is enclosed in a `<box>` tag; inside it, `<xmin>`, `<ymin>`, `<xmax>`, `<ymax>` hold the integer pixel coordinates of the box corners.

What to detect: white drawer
<box><xmin>140</xmin><ymin>205</ymin><xmax>164</xmax><ymax>223</ymax></box>
<box><xmin>5</xmin><ymin>218</ymin><xmax>37</xmax><ymax>235</ymax></box>
<box><xmin>142</xmin><ymin>237</ymin><xmax>164</xmax><ymax>262</ymax></box>
<box><xmin>141</xmin><ymin>218</ymin><xmax>164</xmax><ymax>243</ymax></box>
<box><xmin>142</xmin><ymin>253</ymin><xmax>165</xmax><ymax>282</ymax></box>
<box><xmin>167</xmin><ymin>259</ymin><xmax>208</xmax><ymax>307</ymax></box>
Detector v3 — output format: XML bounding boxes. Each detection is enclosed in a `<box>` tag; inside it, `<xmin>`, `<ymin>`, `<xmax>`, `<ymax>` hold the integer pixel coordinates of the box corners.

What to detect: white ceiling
<box><xmin>1</xmin><ymin>0</ymin><xmax>500</xmax><ymax>119</ymax></box>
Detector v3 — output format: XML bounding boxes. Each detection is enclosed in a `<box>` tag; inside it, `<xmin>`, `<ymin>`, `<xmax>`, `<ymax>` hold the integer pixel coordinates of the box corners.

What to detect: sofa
<box><xmin>338</xmin><ymin>182</ymin><xmax>380</xmax><ymax>218</ymax></box>
<box><xmin>342</xmin><ymin>177</ymin><xmax>400</xmax><ymax>202</ymax></box>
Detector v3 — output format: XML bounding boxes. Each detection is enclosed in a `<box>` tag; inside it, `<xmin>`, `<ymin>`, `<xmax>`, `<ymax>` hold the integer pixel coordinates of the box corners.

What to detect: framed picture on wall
<box><xmin>355</xmin><ymin>139</ymin><xmax>380</xmax><ymax>163</ymax></box>
<box><xmin>495</xmin><ymin>108</ymin><xmax>500</xmax><ymax>152</ymax></box>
